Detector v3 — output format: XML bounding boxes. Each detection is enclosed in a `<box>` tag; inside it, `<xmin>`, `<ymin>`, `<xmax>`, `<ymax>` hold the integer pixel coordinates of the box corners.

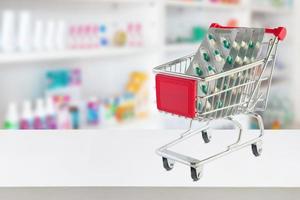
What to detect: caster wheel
<box><xmin>162</xmin><ymin>157</ymin><xmax>174</xmax><ymax>171</ymax></box>
<box><xmin>191</xmin><ymin>166</ymin><xmax>203</xmax><ymax>181</ymax></box>
<box><xmin>251</xmin><ymin>142</ymin><xmax>262</xmax><ymax>157</ymax></box>
<box><xmin>202</xmin><ymin>130</ymin><xmax>211</xmax><ymax>143</ymax></box>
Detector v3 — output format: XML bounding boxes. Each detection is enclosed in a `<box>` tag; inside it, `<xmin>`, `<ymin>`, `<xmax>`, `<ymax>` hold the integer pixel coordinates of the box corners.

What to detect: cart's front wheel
<box><xmin>202</xmin><ymin>130</ymin><xmax>211</xmax><ymax>143</ymax></box>
<box><xmin>191</xmin><ymin>166</ymin><xmax>203</xmax><ymax>181</ymax></box>
<box><xmin>251</xmin><ymin>142</ymin><xmax>262</xmax><ymax>157</ymax></box>
<box><xmin>162</xmin><ymin>157</ymin><xmax>174</xmax><ymax>171</ymax></box>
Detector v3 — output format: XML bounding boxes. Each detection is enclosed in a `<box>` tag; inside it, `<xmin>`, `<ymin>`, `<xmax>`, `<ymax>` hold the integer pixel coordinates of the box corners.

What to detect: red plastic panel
<box><xmin>155</xmin><ymin>74</ymin><xmax>196</xmax><ymax>118</ymax></box>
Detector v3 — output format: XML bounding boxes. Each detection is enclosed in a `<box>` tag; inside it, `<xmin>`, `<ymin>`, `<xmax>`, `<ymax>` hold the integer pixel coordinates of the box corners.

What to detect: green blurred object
<box><xmin>175</xmin><ymin>26</ymin><xmax>207</xmax><ymax>44</ymax></box>
<box><xmin>271</xmin><ymin>0</ymin><xmax>284</xmax><ymax>7</ymax></box>
<box><xmin>3</xmin><ymin>121</ymin><xmax>18</xmax><ymax>129</ymax></box>
<box><xmin>192</xmin><ymin>26</ymin><xmax>207</xmax><ymax>42</ymax></box>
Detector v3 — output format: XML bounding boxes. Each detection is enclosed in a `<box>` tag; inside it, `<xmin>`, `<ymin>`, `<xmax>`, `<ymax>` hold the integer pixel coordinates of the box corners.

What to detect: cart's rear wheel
<box><xmin>191</xmin><ymin>166</ymin><xmax>203</xmax><ymax>181</ymax></box>
<box><xmin>251</xmin><ymin>142</ymin><xmax>262</xmax><ymax>157</ymax></box>
<box><xmin>202</xmin><ymin>130</ymin><xmax>211</xmax><ymax>143</ymax></box>
<box><xmin>162</xmin><ymin>157</ymin><xmax>174</xmax><ymax>171</ymax></box>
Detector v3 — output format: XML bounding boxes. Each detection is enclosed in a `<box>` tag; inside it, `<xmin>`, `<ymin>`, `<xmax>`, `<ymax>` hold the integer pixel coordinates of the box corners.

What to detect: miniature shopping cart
<box><xmin>153</xmin><ymin>23</ymin><xmax>286</xmax><ymax>181</ymax></box>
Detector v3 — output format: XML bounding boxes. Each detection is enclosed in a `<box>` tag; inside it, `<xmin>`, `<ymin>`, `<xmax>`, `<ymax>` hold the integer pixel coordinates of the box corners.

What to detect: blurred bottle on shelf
<box><xmin>33</xmin><ymin>20</ymin><xmax>44</xmax><ymax>51</ymax></box>
<box><xmin>55</xmin><ymin>20</ymin><xmax>66</xmax><ymax>50</ymax></box>
<box><xmin>1</xmin><ymin>10</ymin><xmax>16</xmax><ymax>52</ymax></box>
<box><xmin>3</xmin><ymin>102</ymin><xmax>19</xmax><ymax>129</ymax></box>
<box><xmin>57</xmin><ymin>105</ymin><xmax>72</xmax><ymax>129</ymax></box>
<box><xmin>0</xmin><ymin>10</ymin><xmax>146</xmax><ymax>53</ymax></box>
<box><xmin>33</xmin><ymin>99</ymin><xmax>46</xmax><ymax>129</ymax></box>
<box><xmin>19</xmin><ymin>100</ymin><xmax>33</xmax><ymax>129</ymax></box>
<box><xmin>45</xmin><ymin>97</ymin><xmax>58</xmax><ymax>129</ymax></box>
<box><xmin>69</xmin><ymin>105</ymin><xmax>80</xmax><ymax>129</ymax></box>
<box><xmin>86</xmin><ymin>97</ymin><xmax>100</xmax><ymax>126</ymax></box>
<box><xmin>44</xmin><ymin>20</ymin><xmax>56</xmax><ymax>51</ymax></box>
<box><xmin>18</xmin><ymin>11</ymin><xmax>32</xmax><ymax>52</ymax></box>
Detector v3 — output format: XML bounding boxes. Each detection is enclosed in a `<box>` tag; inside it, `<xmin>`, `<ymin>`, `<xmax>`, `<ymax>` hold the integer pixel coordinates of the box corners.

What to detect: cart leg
<box><xmin>182</xmin><ymin>120</ymin><xmax>211</xmax><ymax>144</ymax></box>
<box><xmin>191</xmin><ymin>165</ymin><xmax>203</xmax><ymax>181</ymax></box>
<box><xmin>162</xmin><ymin>157</ymin><xmax>175</xmax><ymax>171</ymax></box>
<box><xmin>226</xmin><ymin>116</ymin><xmax>244</xmax><ymax>149</ymax></box>
<box><xmin>251</xmin><ymin>141</ymin><xmax>263</xmax><ymax>157</ymax></box>
<box><xmin>201</xmin><ymin>130</ymin><xmax>211</xmax><ymax>143</ymax></box>
<box><xmin>248</xmin><ymin>113</ymin><xmax>264</xmax><ymax>156</ymax></box>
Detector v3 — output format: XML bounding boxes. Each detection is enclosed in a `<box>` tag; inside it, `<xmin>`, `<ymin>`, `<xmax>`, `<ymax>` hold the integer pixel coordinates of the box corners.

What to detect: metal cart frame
<box><xmin>153</xmin><ymin>24</ymin><xmax>286</xmax><ymax>181</ymax></box>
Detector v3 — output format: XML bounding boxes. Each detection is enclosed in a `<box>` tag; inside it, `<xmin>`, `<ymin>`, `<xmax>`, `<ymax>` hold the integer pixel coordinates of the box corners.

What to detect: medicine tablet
<box><xmin>214</xmin><ymin>50</ymin><xmax>223</xmax><ymax>63</ymax></box>
<box><xmin>226</xmin><ymin>56</ymin><xmax>233</xmax><ymax>65</ymax></box>
<box><xmin>201</xmin><ymin>84</ymin><xmax>208</xmax><ymax>95</ymax></box>
<box><xmin>243</xmin><ymin>57</ymin><xmax>250</xmax><ymax>64</ymax></box>
<box><xmin>255</xmin><ymin>42</ymin><xmax>261</xmax><ymax>49</ymax></box>
<box><xmin>241</xmin><ymin>41</ymin><xmax>247</xmax><ymax>49</ymax></box>
<box><xmin>235</xmin><ymin>56</ymin><xmax>243</xmax><ymax>65</ymax></box>
<box><xmin>232</xmin><ymin>41</ymin><xmax>239</xmax><ymax>49</ymax></box>
<box><xmin>216</xmin><ymin>100</ymin><xmax>223</xmax><ymax>109</ymax></box>
<box><xmin>197</xmin><ymin>100</ymin><xmax>211</xmax><ymax>112</ymax></box>
<box><xmin>223</xmin><ymin>39</ymin><xmax>231</xmax><ymax>49</ymax></box>
<box><xmin>203</xmin><ymin>52</ymin><xmax>210</xmax><ymax>62</ymax></box>
<box><xmin>248</xmin><ymin>41</ymin><xmax>255</xmax><ymax>49</ymax></box>
<box><xmin>195</xmin><ymin>66</ymin><xmax>204</xmax><ymax>77</ymax></box>
<box><xmin>208</xmin><ymin>34</ymin><xmax>216</xmax><ymax>46</ymax></box>
<box><xmin>208</xmin><ymin>65</ymin><xmax>217</xmax><ymax>74</ymax></box>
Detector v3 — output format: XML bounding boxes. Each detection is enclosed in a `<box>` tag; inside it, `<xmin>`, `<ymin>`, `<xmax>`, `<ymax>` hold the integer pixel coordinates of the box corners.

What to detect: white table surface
<box><xmin>0</xmin><ymin>129</ymin><xmax>299</xmax><ymax>187</ymax></box>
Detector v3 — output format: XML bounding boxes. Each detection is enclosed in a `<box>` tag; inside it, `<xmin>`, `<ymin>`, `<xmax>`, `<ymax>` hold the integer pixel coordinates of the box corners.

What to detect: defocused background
<box><xmin>0</xmin><ymin>0</ymin><xmax>298</xmax><ymax>130</ymax></box>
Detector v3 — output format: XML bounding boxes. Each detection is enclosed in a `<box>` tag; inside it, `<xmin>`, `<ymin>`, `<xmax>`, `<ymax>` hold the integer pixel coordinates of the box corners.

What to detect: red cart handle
<box><xmin>210</xmin><ymin>23</ymin><xmax>287</xmax><ymax>41</ymax></box>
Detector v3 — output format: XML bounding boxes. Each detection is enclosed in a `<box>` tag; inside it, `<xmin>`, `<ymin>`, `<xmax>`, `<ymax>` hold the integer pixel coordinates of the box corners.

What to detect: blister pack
<box><xmin>186</xmin><ymin>26</ymin><xmax>266</xmax><ymax>115</ymax></box>
<box><xmin>233</xmin><ymin>28</ymin><xmax>253</xmax><ymax>68</ymax></box>
<box><xmin>223</xmin><ymin>28</ymin><xmax>245</xmax><ymax>70</ymax></box>
<box><xmin>250</xmin><ymin>28</ymin><xmax>265</xmax><ymax>62</ymax></box>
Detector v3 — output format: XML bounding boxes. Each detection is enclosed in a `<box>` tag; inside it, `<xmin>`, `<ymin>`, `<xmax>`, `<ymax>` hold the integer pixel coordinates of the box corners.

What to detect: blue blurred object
<box><xmin>70</xmin><ymin>106</ymin><xmax>80</xmax><ymax>129</ymax></box>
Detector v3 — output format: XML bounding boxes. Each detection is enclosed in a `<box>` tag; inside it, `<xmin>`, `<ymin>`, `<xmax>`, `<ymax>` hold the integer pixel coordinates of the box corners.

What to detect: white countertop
<box><xmin>0</xmin><ymin>129</ymin><xmax>299</xmax><ymax>187</ymax></box>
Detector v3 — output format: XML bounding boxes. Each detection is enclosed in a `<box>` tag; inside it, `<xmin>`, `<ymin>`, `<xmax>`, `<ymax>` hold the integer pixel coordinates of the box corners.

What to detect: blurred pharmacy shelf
<box><xmin>166</xmin><ymin>0</ymin><xmax>244</xmax><ymax>10</ymax></box>
<box><xmin>0</xmin><ymin>47</ymin><xmax>152</xmax><ymax>64</ymax></box>
<box><xmin>0</xmin><ymin>0</ymin><xmax>298</xmax><ymax>129</ymax></box>
<box><xmin>251</xmin><ymin>6</ymin><xmax>293</xmax><ymax>15</ymax></box>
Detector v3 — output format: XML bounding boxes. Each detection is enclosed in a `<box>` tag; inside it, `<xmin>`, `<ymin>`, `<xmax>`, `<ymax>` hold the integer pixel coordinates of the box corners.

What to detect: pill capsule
<box><xmin>232</xmin><ymin>41</ymin><xmax>240</xmax><ymax>49</ymax></box>
<box><xmin>223</xmin><ymin>83</ymin><xmax>229</xmax><ymax>90</ymax></box>
<box><xmin>206</xmin><ymin>101</ymin><xmax>212</xmax><ymax>111</ymax></box>
<box><xmin>198</xmin><ymin>100</ymin><xmax>212</xmax><ymax>112</ymax></box>
<box><xmin>216</xmin><ymin>100</ymin><xmax>223</xmax><ymax>109</ymax></box>
<box><xmin>235</xmin><ymin>56</ymin><xmax>243</xmax><ymax>65</ymax></box>
<box><xmin>226</xmin><ymin>56</ymin><xmax>233</xmax><ymax>65</ymax></box>
<box><xmin>208</xmin><ymin>65</ymin><xmax>217</xmax><ymax>75</ymax></box>
<box><xmin>214</xmin><ymin>87</ymin><xmax>220</xmax><ymax>93</ymax></box>
<box><xmin>255</xmin><ymin>42</ymin><xmax>261</xmax><ymax>49</ymax></box>
<box><xmin>214</xmin><ymin>50</ymin><xmax>223</xmax><ymax>62</ymax></box>
<box><xmin>203</xmin><ymin>52</ymin><xmax>210</xmax><ymax>62</ymax></box>
<box><xmin>201</xmin><ymin>84</ymin><xmax>208</xmax><ymax>95</ymax></box>
<box><xmin>195</xmin><ymin>66</ymin><xmax>204</xmax><ymax>77</ymax></box>
<box><xmin>243</xmin><ymin>57</ymin><xmax>250</xmax><ymax>64</ymax></box>
<box><xmin>241</xmin><ymin>41</ymin><xmax>247</xmax><ymax>49</ymax></box>
<box><xmin>208</xmin><ymin>34</ymin><xmax>216</xmax><ymax>46</ymax></box>
<box><xmin>197</xmin><ymin>101</ymin><xmax>203</xmax><ymax>112</ymax></box>
<box><xmin>248</xmin><ymin>41</ymin><xmax>255</xmax><ymax>49</ymax></box>
<box><xmin>222</xmin><ymin>39</ymin><xmax>231</xmax><ymax>49</ymax></box>
<box><xmin>198</xmin><ymin>82</ymin><xmax>209</xmax><ymax>96</ymax></box>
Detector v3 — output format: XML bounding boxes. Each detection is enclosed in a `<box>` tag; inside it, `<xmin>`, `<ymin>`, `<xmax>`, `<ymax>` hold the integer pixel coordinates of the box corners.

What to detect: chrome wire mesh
<box><xmin>154</xmin><ymin>39</ymin><xmax>277</xmax><ymax>121</ymax></box>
